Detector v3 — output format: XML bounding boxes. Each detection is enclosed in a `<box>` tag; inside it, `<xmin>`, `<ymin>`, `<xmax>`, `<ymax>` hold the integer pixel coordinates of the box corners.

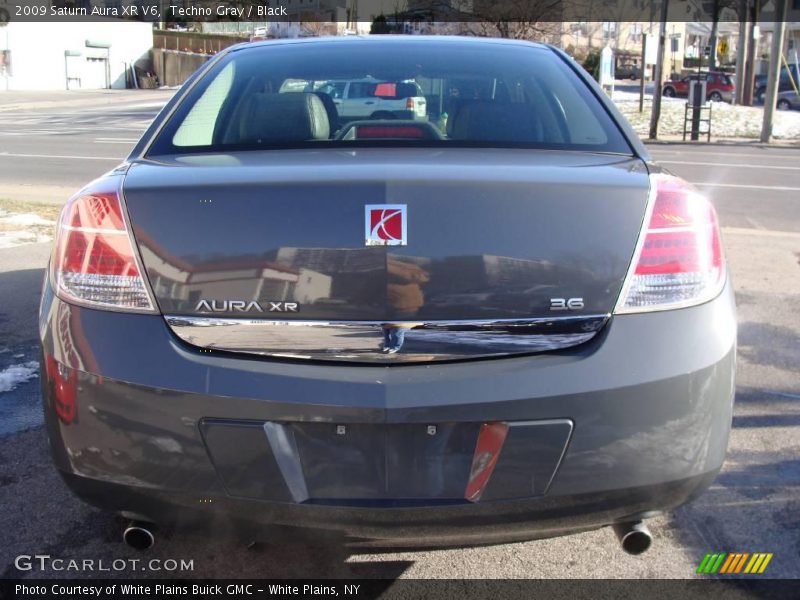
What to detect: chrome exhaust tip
<box><xmin>612</xmin><ymin>521</ymin><xmax>652</xmax><ymax>555</ymax></box>
<box><xmin>123</xmin><ymin>522</ymin><xmax>155</xmax><ymax>550</ymax></box>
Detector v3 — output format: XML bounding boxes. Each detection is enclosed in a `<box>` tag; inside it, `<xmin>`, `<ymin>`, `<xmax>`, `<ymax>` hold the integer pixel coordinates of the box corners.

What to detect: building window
<box><xmin>571</xmin><ymin>21</ymin><xmax>588</xmax><ymax>36</ymax></box>
<box><xmin>602</xmin><ymin>22</ymin><xmax>617</xmax><ymax>42</ymax></box>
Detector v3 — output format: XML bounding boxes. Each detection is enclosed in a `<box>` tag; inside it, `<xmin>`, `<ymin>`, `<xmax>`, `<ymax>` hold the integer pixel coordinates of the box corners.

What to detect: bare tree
<box><xmin>299</xmin><ymin>21</ymin><xmax>338</xmax><ymax>37</ymax></box>
<box><xmin>464</xmin><ymin>0</ymin><xmax>566</xmax><ymax>40</ymax></box>
<box><xmin>403</xmin><ymin>0</ymin><xmax>567</xmax><ymax>40</ymax></box>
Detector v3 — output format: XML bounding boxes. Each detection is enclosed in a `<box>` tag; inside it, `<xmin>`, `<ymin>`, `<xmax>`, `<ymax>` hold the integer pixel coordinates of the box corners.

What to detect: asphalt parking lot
<box><xmin>0</xmin><ymin>90</ymin><xmax>798</xmax><ymax>581</ymax></box>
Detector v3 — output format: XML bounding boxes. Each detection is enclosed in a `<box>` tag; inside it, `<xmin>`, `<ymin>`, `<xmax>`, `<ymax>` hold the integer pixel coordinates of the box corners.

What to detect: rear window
<box><xmin>148</xmin><ymin>41</ymin><xmax>631</xmax><ymax>156</ymax></box>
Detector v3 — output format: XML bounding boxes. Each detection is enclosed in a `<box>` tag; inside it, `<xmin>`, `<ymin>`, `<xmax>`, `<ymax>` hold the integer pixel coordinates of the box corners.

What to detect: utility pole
<box><xmin>734</xmin><ymin>0</ymin><xmax>749</xmax><ymax>104</ymax></box>
<box><xmin>760</xmin><ymin>0</ymin><xmax>790</xmax><ymax>143</ymax></box>
<box><xmin>648</xmin><ymin>0</ymin><xmax>670</xmax><ymax>139</ymax></box>
<box><xmin>708</xmin><ymin>0</ymin><xmax>721</xmax><ymax>69</ymax></box>
<box><xmin>742</xmin><ymin>0</ymin><xmax>760</xmax><ymax>105</ymax></box>
<box><xmin>639</xmin><ymin>32</ymin><xmax>647</xmax><ymax>113</ymax></box>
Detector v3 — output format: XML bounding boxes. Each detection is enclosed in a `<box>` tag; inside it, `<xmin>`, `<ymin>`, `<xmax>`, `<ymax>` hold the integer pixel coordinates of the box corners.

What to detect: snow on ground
<box><xmin>612</xmin><ymin>89</ymin><xmax>800</xmax><ymax>140</ymax></box>
<box><xmin>0</xmin><ymin>361</ymin><xmax>39</xmax><ymax>394</ymax></box>
<box><xmin>0</xmin><ymin>213</ymin><xmax>56</xmax><ymax>227</ymax></box>
<box><xmin>0</xmin><ymin>231</ymin><xmax>53</xmax><ymax>249</ymax></box>
<box><xmin>0</xmin><ymin>207</ymin><xmax>56</xmax><ymax>249</ymax></box>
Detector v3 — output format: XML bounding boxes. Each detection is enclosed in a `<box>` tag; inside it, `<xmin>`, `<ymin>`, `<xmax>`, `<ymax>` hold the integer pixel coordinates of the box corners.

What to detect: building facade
<box><xmin>0</xmin><ymin>20</ymin><xmax>152</xmax><ymax>91</ymax></box>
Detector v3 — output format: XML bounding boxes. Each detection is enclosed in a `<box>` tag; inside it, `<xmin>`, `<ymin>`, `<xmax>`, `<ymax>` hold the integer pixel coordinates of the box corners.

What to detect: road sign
<box><xmin>645</xmin><ymin>35</ymin><xmax>658</xmax><ymax>65</ymax></box>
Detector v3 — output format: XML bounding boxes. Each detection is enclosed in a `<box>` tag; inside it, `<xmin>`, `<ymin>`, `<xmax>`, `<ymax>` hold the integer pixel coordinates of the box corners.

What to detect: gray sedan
<box><xmin>39</xmin><ymin>36</ymin><xmax>735</xmax><ymax>555</ymax></box>
<box><xmin>777</xmin><ymin>90</ymin><xmax>800</xmax><ymax>110</ymax></box>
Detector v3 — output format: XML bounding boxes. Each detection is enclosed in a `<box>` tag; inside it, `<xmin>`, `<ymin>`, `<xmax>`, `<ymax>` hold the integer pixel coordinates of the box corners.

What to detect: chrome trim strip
<box><xmin>165</xmin><ymin>314</ymin><xmax>610</xmax><ymax>364</ymax></box>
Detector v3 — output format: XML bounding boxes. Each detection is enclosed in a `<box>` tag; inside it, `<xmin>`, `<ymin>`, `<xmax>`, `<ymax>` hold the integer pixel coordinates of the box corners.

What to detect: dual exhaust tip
<box><xmin>122</xmin><ymin>520</ymin><xmax>651</xmax><ymax>554</ymax></box>
<box><xmin>123</xmin><ymin>522</ymin><xmax>155</xmax><ymax>551</ymax></box>
<box><xmin>612</xmin><ymin>521</ymin><xmax>653</xmax><ymax>555</ymax></box>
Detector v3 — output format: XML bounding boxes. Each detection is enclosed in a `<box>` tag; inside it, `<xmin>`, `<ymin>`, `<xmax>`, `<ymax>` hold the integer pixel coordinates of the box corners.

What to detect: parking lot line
<box><xmin>0</xmin><ymin>152</ymin><xmax>119</xmax><ymax>161</ymax></box>
<box><xmin>650</xmin><ymin>150</ymin><xmax>800</xmax><ymax>160</ymax></box>
<box><xmin>661</xmin><ymin>160</ymin><xmax>800</xmax><ymax>171</ymax></box>
<box><xmin>722</xmin><ymin>227</ymin><xmax>800</xmax><ymax>239</ymax></box>
<box><xmin>691</xmin><ymin>181</ymin><xmax>800</xmax><ymax>192</ymax></box>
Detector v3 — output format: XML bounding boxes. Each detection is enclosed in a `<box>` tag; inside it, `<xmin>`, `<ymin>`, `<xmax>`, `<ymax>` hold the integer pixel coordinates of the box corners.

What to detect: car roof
<box><xmin>228</xmin><ymin>35</ymin><xmax>549</xmax><ymax>55</ymax></box>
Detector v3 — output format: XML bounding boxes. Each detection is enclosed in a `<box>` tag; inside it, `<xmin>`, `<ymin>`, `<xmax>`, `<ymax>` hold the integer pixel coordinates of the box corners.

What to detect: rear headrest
<box><xmin>448</xmin><ymin>101</ymin><xmax>542</xmax><ymax>143</ymax></box>
<box><xmin>238</xmin><ymin>92</ymin><xmax>330</xmax><ymax>144</ymax></box>
<box><xmin>312</xmin><ymin>91</ymin><xmax>339</xmax><ymax>134</ymax></box>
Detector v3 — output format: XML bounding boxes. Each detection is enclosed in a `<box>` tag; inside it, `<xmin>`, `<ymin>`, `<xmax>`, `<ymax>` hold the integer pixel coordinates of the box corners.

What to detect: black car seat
<box><xmin>236</xmin><ymin>92</ymin><xmax>330</xmax><ymax>144</ymax></box>
<box><xmin>447</xmin><ymin>101</ymin><xmax>543</xmax><ymax>143</ymax></box>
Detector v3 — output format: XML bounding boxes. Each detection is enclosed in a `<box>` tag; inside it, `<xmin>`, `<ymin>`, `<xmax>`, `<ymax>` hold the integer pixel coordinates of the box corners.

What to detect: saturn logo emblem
<box><xmin>365</xmin><ymin>204</ymin><xmax>407</xmax><ymax>246</ymax></box>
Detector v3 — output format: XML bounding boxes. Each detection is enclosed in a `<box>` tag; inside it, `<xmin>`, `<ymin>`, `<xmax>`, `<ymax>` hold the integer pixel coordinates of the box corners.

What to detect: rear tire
<box><xmin>663</xmin><ymin>87</ymin><xmax>676</xmax><ymax>97</ymax></box>
<box><xmin>630</xmin><ymin>74</ymin><xmax>637</xmax><ymax>81</ymax></box>
<box><xmin>709</xmin><ymin>91</ymin><xmax>723</xmax><ymax>102</ymax></box>
<box><xmin>777</xmin><ymin>99</ymin><xmax>792</xmax><ymax>111</ymax></box>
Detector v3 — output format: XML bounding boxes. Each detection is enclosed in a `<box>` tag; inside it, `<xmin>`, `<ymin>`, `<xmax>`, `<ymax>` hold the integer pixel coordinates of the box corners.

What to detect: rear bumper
<box><xmin>60</xmin><ymin>471</ymin><xmax>717</xmax><ymax>547</ymax></box>
<box><xmin>39</xmin><ymin>279</ymin><xmax>736</xmax><ymax>543</ymax></box>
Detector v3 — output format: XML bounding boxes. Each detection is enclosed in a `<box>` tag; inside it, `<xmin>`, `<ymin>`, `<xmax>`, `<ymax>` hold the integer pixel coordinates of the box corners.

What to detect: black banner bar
<box><xmin>3</xmin><ymin>579</ymin><xmax>800</xmax><ymax>600</ymax></box>
<box><xmin>3</xmin><ymin>0</ymin><xmax>800</xmax><ymax>24</ymax></box>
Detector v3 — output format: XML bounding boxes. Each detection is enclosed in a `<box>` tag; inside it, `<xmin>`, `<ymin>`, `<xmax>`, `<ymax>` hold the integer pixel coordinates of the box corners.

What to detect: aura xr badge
<box><xmin>365</xmin><ymin>205</ymin><xmax>407</xmax><ymax>246</ymax></box>
<box><xmin>195</xmin><ymin>300</ymin><xmax>298</xmax><ymax>313</ymax></box>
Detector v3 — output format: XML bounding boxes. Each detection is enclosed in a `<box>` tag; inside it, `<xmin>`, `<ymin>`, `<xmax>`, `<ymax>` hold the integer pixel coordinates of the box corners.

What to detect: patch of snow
<box><xmin>614</xmin><ymin>94</ymin><xmax>800</xmax><ymax>139</ymax></box>
<box><xmin>0</xmin><ymin>209</ymin><xmax>57</xmax><ymax>248</ymax></box>
<box><xmin>0</xmin><ymin>361</ymin><xmax>39</xmax><ymax>394</ymax></box>
<box><xmin>773</xmin><ymin>111</ymin><xmax>800</xmax><ymax>138</ymax></box>
<box><xmin>0</xmin><ymin>230</ymin><xmax>52</xmax><ymax>249</ymax></box>
<box><xmin>0</xmin><ymin>213</ymin><xmax>56</xmax><ymax>226</ymax></box>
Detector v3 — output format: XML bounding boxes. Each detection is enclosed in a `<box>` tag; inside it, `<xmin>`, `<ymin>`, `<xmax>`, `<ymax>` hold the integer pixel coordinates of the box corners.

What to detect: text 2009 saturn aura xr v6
<box><xmin>39</xmin><ymin>36</ymin><xmax>735</xmax><ymax>553</ymax></box>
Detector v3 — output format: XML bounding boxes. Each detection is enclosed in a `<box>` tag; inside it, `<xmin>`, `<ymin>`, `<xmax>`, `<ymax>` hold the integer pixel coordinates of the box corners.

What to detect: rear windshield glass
<box><xmin>147</xmin><ymin>40</ymin><xmax>631</xmax><ymax>156</ymax></box>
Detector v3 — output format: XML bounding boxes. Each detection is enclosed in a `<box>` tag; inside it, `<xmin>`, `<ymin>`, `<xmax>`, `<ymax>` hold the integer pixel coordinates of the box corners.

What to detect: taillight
<box><xmin>406</xmin><ymin>97</ymin><xmax>415</xmax><ymax>109</ymax></box>
<box><xmin>51</xmin><ymin>178</ymin><xmax>156</xmax><ymax>312</ymax></box>
<box><xmin>616</xmin><ymin>173</ymin><xmax>725</xmax><ymax>313</ymax></box>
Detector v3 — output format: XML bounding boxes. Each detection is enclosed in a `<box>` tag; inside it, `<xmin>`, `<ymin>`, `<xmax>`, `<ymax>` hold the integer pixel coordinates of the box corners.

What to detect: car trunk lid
<box><xmin>123</xmin><ymin>148</ymin><xmax>649</xmax><ymax>363</ymax></box>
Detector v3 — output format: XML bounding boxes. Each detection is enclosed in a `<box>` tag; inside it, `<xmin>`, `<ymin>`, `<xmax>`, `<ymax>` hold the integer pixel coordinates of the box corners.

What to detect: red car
<box><xmin>662</xmin><ymin>71</ymin><xmax>735</xmax><ymax>103</ymax></box>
